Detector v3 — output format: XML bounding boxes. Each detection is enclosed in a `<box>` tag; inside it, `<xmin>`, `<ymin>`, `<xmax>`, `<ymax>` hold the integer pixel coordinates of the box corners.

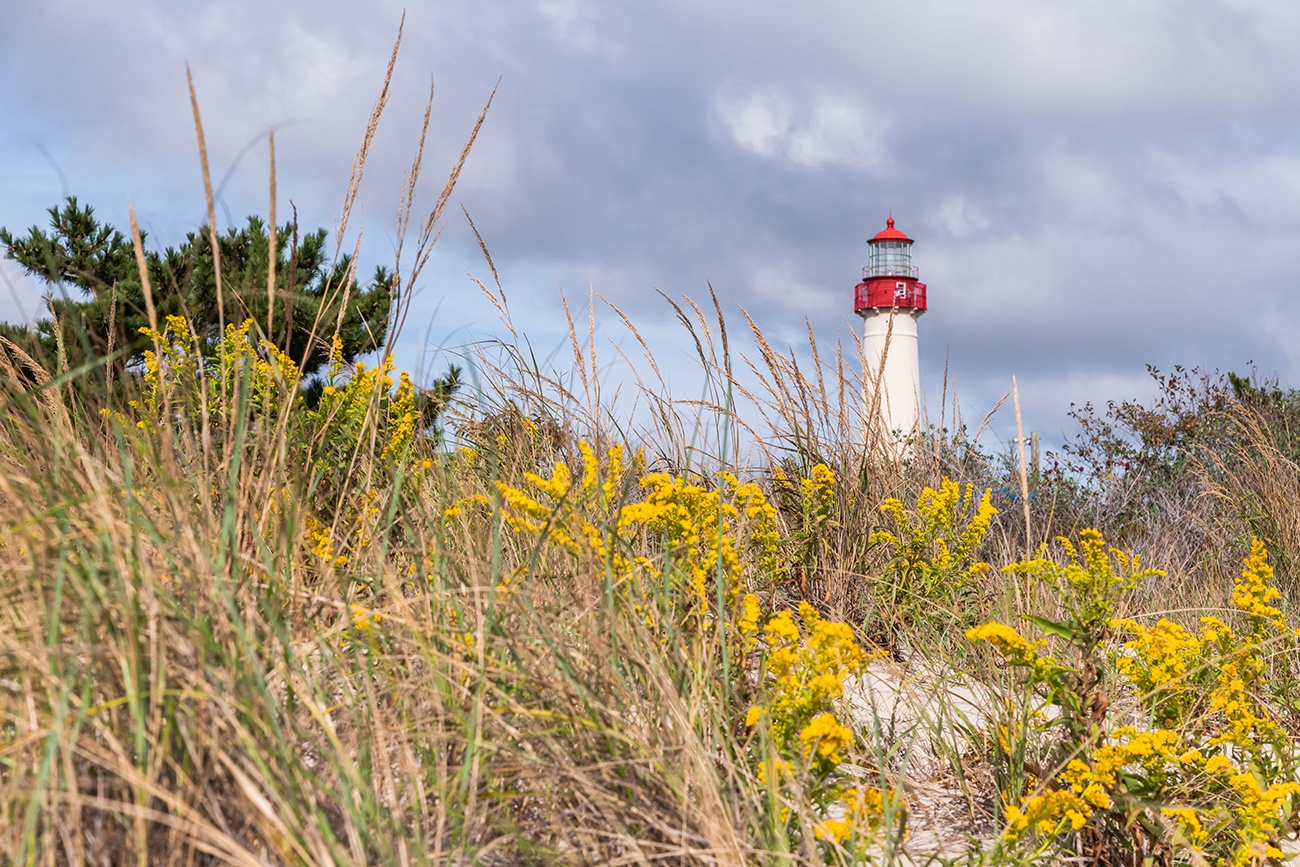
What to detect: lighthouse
<box><xmin>854</xmin><ymin>217</ymin><xmax>927</xmax><ymax>442</ymax></box>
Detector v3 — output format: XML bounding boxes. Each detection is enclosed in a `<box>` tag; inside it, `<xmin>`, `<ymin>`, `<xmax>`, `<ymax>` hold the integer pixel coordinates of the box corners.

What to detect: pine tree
<box><xmin>0</xmin><ymin>197</ymin><xmax>390</xmax><ymax>378</ymax></box>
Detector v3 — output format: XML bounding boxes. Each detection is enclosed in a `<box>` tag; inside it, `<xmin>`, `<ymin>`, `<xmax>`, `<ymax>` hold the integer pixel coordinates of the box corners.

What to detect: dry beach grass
<box><xmin>3</xmin><ymin>31</ymin><xmax>1300</xmax><ymax>867</ymax></box>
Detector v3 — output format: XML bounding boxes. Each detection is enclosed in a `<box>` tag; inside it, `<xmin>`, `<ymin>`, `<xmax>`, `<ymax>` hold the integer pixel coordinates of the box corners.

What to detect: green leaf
<box><xmin>1022</xmin><ymin>614</ymin><xmax>1075</xmax><ymax>642</ymax></box>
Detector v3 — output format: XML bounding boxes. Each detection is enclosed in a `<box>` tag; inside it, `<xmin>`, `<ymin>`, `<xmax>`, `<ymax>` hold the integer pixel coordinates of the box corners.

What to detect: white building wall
<box><xmin>862</xmin><ymin>308</ymin><xmax>922</xmax><ymax>443</ymax></box>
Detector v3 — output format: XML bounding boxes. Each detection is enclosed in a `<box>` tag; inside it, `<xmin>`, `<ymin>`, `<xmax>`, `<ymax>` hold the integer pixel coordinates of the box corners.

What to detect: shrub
<box><xmin>971</xmin><ymin>532</ymin><xmax>1300</xmax><ymax>866</ymax></box>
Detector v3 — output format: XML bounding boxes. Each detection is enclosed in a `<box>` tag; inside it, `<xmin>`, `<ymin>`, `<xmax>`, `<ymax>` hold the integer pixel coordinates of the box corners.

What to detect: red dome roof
<box><xmin>870</xmin><ymin>217</ymin><xmax>912</xmax><ymax>243</ymax></box>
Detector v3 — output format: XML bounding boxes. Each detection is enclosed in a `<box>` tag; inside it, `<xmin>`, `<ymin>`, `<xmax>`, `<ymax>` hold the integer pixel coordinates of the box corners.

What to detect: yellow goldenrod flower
<box><xmin>799</xmin><ymin>712</ymin><xmax>853</xmax><ymax>764</ymax></box>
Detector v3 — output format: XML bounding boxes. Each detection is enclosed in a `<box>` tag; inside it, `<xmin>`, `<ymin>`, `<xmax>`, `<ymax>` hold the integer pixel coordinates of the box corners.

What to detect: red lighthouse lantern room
<box><xmin>853</xmin><ymin>218</ymin><xmax>927</xmax><ymax>315</ymax></box>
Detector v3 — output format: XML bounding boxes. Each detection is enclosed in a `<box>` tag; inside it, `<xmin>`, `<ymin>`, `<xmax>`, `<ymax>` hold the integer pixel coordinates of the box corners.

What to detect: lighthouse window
<box><xmin>868</xmin><ymin>241</ymin><xmax>916</xmax><ymax>278</ymax></box>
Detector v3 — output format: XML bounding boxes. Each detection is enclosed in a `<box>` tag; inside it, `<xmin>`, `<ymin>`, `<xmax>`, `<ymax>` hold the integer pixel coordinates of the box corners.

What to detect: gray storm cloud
<box><xmin>3</xmin><ymin>0</ymin><xmax>1300</xmax><ymax>452</ymax></box>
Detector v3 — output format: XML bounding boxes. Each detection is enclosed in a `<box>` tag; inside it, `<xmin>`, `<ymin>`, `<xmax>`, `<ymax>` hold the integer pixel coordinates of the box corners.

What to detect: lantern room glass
<box><xmin>868</xmin><ymin>241</ymin><xmax>916</xmax><ymax>278</ymax></box>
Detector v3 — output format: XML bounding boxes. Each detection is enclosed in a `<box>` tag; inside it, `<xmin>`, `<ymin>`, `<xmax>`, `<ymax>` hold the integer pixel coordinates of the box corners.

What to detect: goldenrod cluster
<box><xmin>486</xmin><ymin>446</ymin><xmax>890</xmax><ymax>851</ymax></box>
<box><xmin>978</xmin><ymin>535</ymin><xmax>1300</xmax><ymax>865</ymax></box>
<box><xmin>313</xmin><ymin>339</ymin><xmax>419</xmax><ymax>470</ymax></box>
<box><xmin>812</xmin><ymin>786</ymin><xmax>890</xmax><ymax>845</ymax></box>
<box><xmin>348</xmin><ymin>602</ymin><xmax>384</xmax><ymax>631</ymax></box>
<box><xmin>441</xmin><ymin>493</ymin><xmax>490</xmax><ymax>523</ymax></box>
<box><xmin>304</xmin><ymin>513</ymin><xmax>348</xmax><ymax>568</ymax></box>
<box><xmin>726</xmin><ymin>470</ymin><xmax>782</xmax><ymax>578</ymax></box>
<box><xmin>870</xmin><ymin>477</ymin><xmax>997</xmax><ymax>610</ymax></box>
<box><xmin>768</xmin><ymin>463</ymin><xmax>840</xmax><ymax>589</ymax></box>
<box><xmin>798</xmin><ymin>463</ymin><xmax>837</xmax><ymax>531</ymax></box>
<box><xmin>618</xmin><ymin>469</ymin><xmax>743</xmax><ymax>610</ymax></box>
<box><xmin>1052</xmin><ymin>724</ymin><xmax>1300</xmax><ymax>862</ymax></box>
<box><xmin>1000</xmin><ymin>788</ymin><xmax>1090</xmax><ymax>843</ymax></box>
<box><xmin>1112</xmin><ymin>617</ymin><xmax>1205</xmax><ymax>725</ymax></box>
<box><xmin>490</xmin><ymin>442</ymin><xmax>796</xmax><ymax>642</ymax></box>
<box><xmin>745</xmin><ymin>600</ymin><xmax>888</xmax><ymax>852</ymax></box>
<box><xmin>1226</xmin><ymin>774</ymin><xmax>1300</xmax><ymax>866</ymax></box>
<box><xmin>1115</xmin><ymin>539</ymin><xmax>1291</xmax><ymax>761</ymax></box>
<box><xmin>119</xmin><ymin>318</ymin><xmax>447</xmax><ymax>589</ymax></box>
<box><xmin>745</xmin><ymin>601</ymin><xmax>870</xmax><ymax>758</ymax></box>
<box><xmin>1233</xmin><ymin>537</ymin><xmax>1288</xmax><ymax>638</ymax></box>
<box><xmin>966</xmin><ymin>622</ymin><xmax>1067</xmax><ymax>686</ymax></box>
<box><xmin>214</xmin><ymin>319</ymin><xmax>294</xmax><ymax>418</ymax></box>
<box><xmin>1005</xmin><ymin>528</ymin><xmax>1164</xmax><ymax>633</ymax></box>
<box><xmin>493</xmin><ymin>441</ymin><xmax>638</xmax><ymax>572</ymax></box>
<box><xmin>136</xmin><ymin>315</ymin><xmax>200</xmax><ymax>422</ymax></box>
<box><xmin>116</xmin><ymin>316</ymin><xmax>300</xmax><ymax>433</ymax></box>
<box><xmin>736</xmin><ymin>592</ymin><xmax>762</xmax><ymax>651</ymax></box>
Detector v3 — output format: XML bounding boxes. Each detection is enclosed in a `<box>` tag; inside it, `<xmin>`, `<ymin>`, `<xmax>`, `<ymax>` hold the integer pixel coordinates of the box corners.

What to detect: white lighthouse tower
<box><xmin>854</xmin><ymin>217</ymin><xmax>927</xmax><ymax>443</ymax></box>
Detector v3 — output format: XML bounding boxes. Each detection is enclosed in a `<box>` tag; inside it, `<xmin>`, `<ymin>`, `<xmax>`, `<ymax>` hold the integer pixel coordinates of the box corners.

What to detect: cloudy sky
<box><xmin>3</xmin><ymin>1</ymin><xmax>1300</xmax><ymax>453</ymax></box>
